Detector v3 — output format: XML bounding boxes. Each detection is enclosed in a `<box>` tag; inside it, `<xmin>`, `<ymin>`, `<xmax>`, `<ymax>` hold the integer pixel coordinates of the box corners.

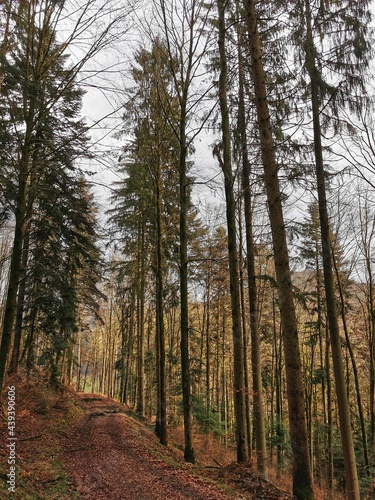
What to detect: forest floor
<box><xmin>61</xmin><ymin>393</ymin><xmax>242</xmax><ymax>499</ymax></box>
<box><xmin>0</xmin><ymin>371</ymin><xmax>296</xmax><ymax>499</ymax></box>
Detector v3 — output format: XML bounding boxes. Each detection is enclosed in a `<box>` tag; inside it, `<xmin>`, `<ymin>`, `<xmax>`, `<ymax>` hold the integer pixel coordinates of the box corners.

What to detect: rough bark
<box><xmin>179</xmin><ymin>111</ymin><xmax>195</xmax><ymax>463</ymax></box>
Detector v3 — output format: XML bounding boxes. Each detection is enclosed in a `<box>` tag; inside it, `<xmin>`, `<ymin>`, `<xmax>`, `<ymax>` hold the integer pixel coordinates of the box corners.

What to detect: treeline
<box><xmin>1</xmin><ymin>1</ymin><xmax>375</xmax><ymax>499</ymax></box>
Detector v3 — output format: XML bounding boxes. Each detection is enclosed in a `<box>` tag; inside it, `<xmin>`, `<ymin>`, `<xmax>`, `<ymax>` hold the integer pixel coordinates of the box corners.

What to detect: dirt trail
<box><xmin>61</xmin><ymin>393</ymin><xmax>236</xmax><ymax>500</ymax></box>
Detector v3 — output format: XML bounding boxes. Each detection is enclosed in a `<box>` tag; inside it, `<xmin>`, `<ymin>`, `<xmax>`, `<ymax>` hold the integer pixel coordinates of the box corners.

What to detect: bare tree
<box><xmin>150</xmin><ymin>0</ymin><xmax>216</xmax><ymax>463</ymax></box>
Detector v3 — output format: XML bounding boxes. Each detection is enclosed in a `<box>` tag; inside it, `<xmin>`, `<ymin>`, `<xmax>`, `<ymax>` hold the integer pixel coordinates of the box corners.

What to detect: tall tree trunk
<box><xmin>205</xmin><ymin>266</ymin><xmax>211</xmax><ymax>417</ymax></box>
<box><xmin>179</xmin><ymin>107</ymin><xmax>195</xmax><ymax>463</ymax></box>
<box><xmin>325</xmin><ymin>329</ymin><xmax>334</xmax><ymax>490</ymax></box>
<box><xmin>8</xmin><ymin>219</ymin><xmax>31</xmax><ymax>374</ymax></box>
<box><xmin>0</xmin><ymin>128</ymin><xmax>32</xmax><ymax>390</ymax></box>
<box><xmin>155</xmin><ymin>161</ymin><xmax>167</xmax><ymax>446</ymax></box>
<box><xmin>136</xmin><ymin>222</ymin><xmax>145</xmax><ymax>415</ymax></box>
<box><xmin>273</xmin><ymin>300</ymin><xmax>284</xmax><ymax>477</ymax></box>
<box><xmin>236</xmin><ymin>1</ymin><xmax>267</xmax><ymax>474</ymax></box>
<box><xmin>304</xmin><ymin>2</ymin><xmax>360</xmax><ymax>497</ymax></box>
<box><xmin>0</xmin><ymin>1</ymin><xmax>36</xmax><ymax>390</ymax></box>
<box><xmin>243</xmin><ymin>0</ymin><xmax>313</xmax><ymax>496</ymax></box>
<box><xmin>238</xmin><ymin>227</ymin><xmax>252</xmax><ymax>455</ymax></box>
<box><xmin>216</xmin><ymin>0</ymin><xmax>248</xmax><ymax>463</ymax></box>
<box><xmin>362</xmin><ymin>217</ymin><xmax>375</xmax><ymax>456</ymax></box>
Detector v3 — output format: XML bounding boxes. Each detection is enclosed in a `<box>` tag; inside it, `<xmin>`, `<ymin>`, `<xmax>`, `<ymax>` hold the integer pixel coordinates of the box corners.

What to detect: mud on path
<box><xmin>60</xmin><ymin>393</ymin><xmax>236</xmax><ymax>500</ymax></box>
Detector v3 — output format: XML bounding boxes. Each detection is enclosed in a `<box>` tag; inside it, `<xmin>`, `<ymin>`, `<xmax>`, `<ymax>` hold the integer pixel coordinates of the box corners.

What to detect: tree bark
<box><xmin>179</xmin><ymin>108</ymin><xmax>195</xmax><ymax>463</ymax></box>
<box><xmin>0</xmin><ymin>125</ymin><xmax>32</xmax><ymax>391</ymax></box>
<box><xmin>136</xmin><ymin>222</ymin><xmax>145</xmax><ymax>415</ymax></box>
<box><xmin>8</xmin><ymin>220</ymin><xmax>31</xmax><ymax>374</ymax></box>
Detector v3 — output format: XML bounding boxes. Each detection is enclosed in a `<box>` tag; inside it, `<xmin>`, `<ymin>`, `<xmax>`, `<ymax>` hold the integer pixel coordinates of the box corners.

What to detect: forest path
<box><xmin>60</xmin><ymin>393</ymin><xmax>236</xmax><ymax>500</ymax></box>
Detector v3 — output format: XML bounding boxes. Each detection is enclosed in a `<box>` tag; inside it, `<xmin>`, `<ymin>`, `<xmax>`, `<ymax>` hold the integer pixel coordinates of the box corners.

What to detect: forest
<box><xmin>1</xmin><ymin>0</ymin><xmax>375</xmax><ymax>499</ymax></box>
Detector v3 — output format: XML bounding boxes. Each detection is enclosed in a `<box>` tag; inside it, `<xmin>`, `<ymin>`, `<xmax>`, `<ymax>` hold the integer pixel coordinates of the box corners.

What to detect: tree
<box><xmin>234</xmin><ymin>0</ymin><xmax>267</xmax><ymax>474</ymax></box>
<box><xmin>294</xmin><ymin>1</ymin><xmax>373</xmax><ymax>496</ymax></box>
<box><xmin>0</xmin><ymin>0</ymin><xmax>88</xmax><ymax>388</ymax></box>
<box><xmin>0</xmin><ymin>0</ymin><xmax>131</xmax><ymax>391</ymax></box>
<box><xmin>153</xmin><ymin>0</ymin><xmax>215</xmax><ymax>463</ymax></box>
<box><xmin>109</xmin><ymin>39</ymin><xmax>184</xmax><ymax>445</ymax></box>
<box><xmin>243</xmin><ymin>0</ymin><xmax>314</xmax><ymax>497</ymax></box>
<box><xmin>214</xmin><ymin>0</ymin><xmax>248</xmax><ymax>463</ymax></box>
<box><xmin>26</xmin><ymin>174</ymin><xmax>103</xmax><ymax>386</ymax></box>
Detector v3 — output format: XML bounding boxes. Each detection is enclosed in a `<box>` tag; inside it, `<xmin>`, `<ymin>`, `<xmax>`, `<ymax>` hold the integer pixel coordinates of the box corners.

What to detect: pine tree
<box><xmin>242</xmin><ymin>0</ymin><xmax>314</xmax><ymax>497</ymax></box>
<box><xmin>109</xmin><ymin>39</ymin><xmax>182</xmax><ymax>446</ymax></box>
<box><xmin>292</xmin><ymin>2</ymin><xmax>373</xmax><ymax>496</ymax></box>
<box><xmin>215</xmin><ymin>0</ymin><xmax>248</xmax><ymax>463</ymax></box>
<box><xmin>27</xmin><ymin>174</ymin><xmax>103</xmax><ymax>385</ymax></box>
<box><xmin>0</xmin><ymin>0</ymin><xmax>92</xmax><ymax>389</ymax></box>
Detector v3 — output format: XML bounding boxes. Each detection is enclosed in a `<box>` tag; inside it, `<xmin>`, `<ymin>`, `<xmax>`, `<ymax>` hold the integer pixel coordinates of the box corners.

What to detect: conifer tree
<box><xmin>109</xmin><ymin>39</ymin><xmax>182</xmax><ymax>445</ymax></box>
<box><xmin>215</xmin><ymin>0</ymin><xmax>248</xmax><ymax>463</ymax></box>
<box><xmin>0</xmin><ymin>0</ymin><xmax>90</xmax><ymax>389</ymax></box>
<box><xmin>292</xmin><ymin>1</ymin><xmax>373</xmax><ymax>496</ymax></box>
<box><xmin>242</xmin><ymin>0</ymin><xmax>314</xmax><ymax>497</ymax></box>
<box><xmin>0</xmin><ymin>0</ymin><xmax>113</xmax><ymax>389</ymax></box>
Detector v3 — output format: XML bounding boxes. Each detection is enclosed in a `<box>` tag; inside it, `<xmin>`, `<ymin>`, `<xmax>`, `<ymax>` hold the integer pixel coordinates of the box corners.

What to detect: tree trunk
<box><xmin>238</xmin><ymin>228</ymin><xmax>253</xmax><ymax>455</ymax></box>
<box><xmin>0</xmin><ymin>0</ymin><xmax>13</xmax><ymax>95</ymax></box>
<box><xmin>179</xmin><ymin>107</ymin><xmax>195</xmax><ymax>463</ymax></box>
<box><xmin>0</xmin><ymin>126</ymin><xmax>32</xmax><ymax>390</ymax></box>
<box><xmin>332</xmin><ymin>248</ymin><xmax>370</xmax><ymax>474</ymax></box>
<box><xmin>326</xmin><ymin>331</ymin><xmax>334</xmax><ymax>490</ymax></box>
<box><xmin>8</xmin><ymin>219</ymin><xmax>31</xmax><ymax>374</ymax></box>
<box><xmin>205</xmin><ymin>266</ymin><xmax>211</xmax><ymax>417</ymax></box>
<box><xmin>236</xmin><ymin>1</ymin><xmax>267</xmax><ymax>474</ymax></box>
<box><xmin>155</xmin><ymin>160</ymin><xmax>167</xmax><ymax>446</ymax></box>
<box><xmin>243</xmin><ymin>0</ymin><xmax>313</xmax><ymax>496</ymax></box>
<box><xmin>216</xmin><ymin>0</ymin><xmax>248</xmax><ymax>463</ymax></box>
<box><xmin>136</xmin><ymin>223</ymin><xmax>145</xmax><ymax>415</ymax></box>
